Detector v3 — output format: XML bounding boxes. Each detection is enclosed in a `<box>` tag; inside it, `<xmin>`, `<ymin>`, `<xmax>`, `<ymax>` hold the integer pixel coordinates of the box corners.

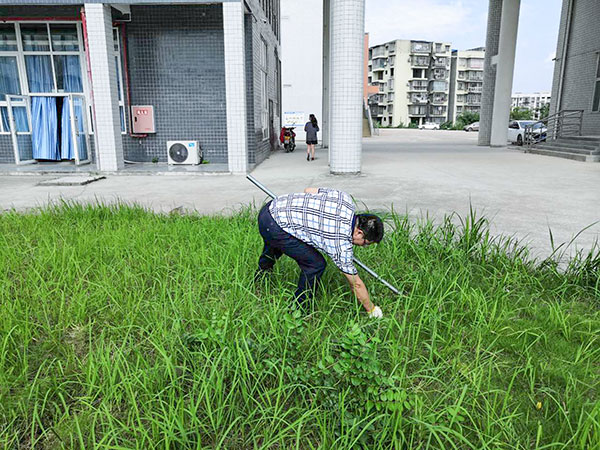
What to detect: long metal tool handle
<box><xmin>246</xmin><ymin>174</ymin><xmax>400</xmax><ymax>296</ymax></box>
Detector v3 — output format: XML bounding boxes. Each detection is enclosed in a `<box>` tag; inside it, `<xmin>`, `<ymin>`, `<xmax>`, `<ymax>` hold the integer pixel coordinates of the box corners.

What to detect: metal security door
<box><xmin>6</xmin><ymin>95</ymin><xmax>35</xmax><ymax>165</ymax></box>
<box><xmin>68</xmin><ymin>93</ymin><xmax>91</xmax><ymax>165</ymax></box>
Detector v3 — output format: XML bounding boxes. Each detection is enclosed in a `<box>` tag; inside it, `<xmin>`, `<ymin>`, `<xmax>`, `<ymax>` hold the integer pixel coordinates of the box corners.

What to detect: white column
<box><xmin>490</xmin><ymin>0</ymin><xmax>521</xmax><ymax>147</ymax></box>
<box><xmin>84</xmin><ymin>3</ymin><xmax>124</xmax><ymax>171</ymax></box>
<box><xmin>321</xmin><ymin>0</ymin><xmax>330</xmax><ymax>150</ymax></box>
<box><xmin>329</xmin><ymin>0</ymin><xmax>364</xmax><ymax>174</ymax></box>
<box><xmin>223</xmin><ymin>2</ymin><xmax>248</xmax><ymax>173</ymax></box>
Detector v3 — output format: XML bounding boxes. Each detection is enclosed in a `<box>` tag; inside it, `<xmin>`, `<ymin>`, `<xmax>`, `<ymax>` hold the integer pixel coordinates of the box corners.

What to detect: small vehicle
<box><xmin>419</xmin><ymin>122</ymin><xmax>440</xmax><ymax>130</ymax></box>
<box><xmin>280</xmin><ymin>127</ymin><xmax>296</xmax><ymax>152</ymax></box>
<box><xmin>508</xmin><ymin>120</ymin><xmax>547</xmax><ymax>145</ymax></box>
<box><xmin>464</xmin><ymin>121</ymin><xmax>479</xmax><ymax>132</ymax></box>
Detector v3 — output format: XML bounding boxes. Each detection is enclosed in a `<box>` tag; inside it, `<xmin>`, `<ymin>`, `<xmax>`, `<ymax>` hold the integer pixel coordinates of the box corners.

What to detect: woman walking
<box><xmin>304</xmin><ymin>114</ymin><xmax>319</xmax><ymax>161</ymax></box>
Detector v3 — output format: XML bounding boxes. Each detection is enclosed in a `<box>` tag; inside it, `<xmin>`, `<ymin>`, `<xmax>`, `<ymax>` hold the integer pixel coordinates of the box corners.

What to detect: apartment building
<box><xmin>511</xmin><ymin>92</ymin><xmax>551</xmax><ymax>119</ymax></box>
<box><xmin>448</xmin><ymin>47</ymin><xmax>485</xmax><ymax>122</ymax></box>
<box><xmin>367</xmin><ymin>39</ymin><xmax>452</xmax><ymax>127</ymax></box>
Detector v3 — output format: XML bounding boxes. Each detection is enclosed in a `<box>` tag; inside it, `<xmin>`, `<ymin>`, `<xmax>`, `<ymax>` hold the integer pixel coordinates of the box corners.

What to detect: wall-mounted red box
<box><xmin>131</xmin><ymin>106</ymin><xmax>155</xmax><ymax>133</ymax></box>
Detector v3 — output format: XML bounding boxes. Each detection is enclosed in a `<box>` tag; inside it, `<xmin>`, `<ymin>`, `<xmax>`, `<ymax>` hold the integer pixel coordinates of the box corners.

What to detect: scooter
<box><xmin>280</xmin><ymin>127</ymin><xmax>296</xmax><ymax>152</ymax></box>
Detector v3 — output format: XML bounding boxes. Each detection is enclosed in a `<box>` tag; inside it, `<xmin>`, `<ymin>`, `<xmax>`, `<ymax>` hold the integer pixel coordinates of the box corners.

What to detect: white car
<box><xmin>419</xmin><ymin>122</ymin><xmax>440</xmax><ymax>130</ymax></box>
<box><xmin>508</xmin><ymin>120</ymin><xmax>547</xmax><ymax>145</ymax></box>
<box><xmin>464</xmin><ymin>121</ymin><xmax>479</xmax><ymax>132</ymax></box>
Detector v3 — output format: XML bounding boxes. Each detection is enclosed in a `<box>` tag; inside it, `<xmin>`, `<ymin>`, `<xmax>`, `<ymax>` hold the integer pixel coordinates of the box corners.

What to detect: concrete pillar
<box><xmin>84</xmin><ymin>3</ymin><xmax>124</xmax><ymax>171</ymax></box>
<box><xmin>223</xmin><ymin>2</ymin><xmax>248</xmax><ymax>173</ymax></box>
<box><xmin>490</xmin><ymin>0</ymin><xmax>520</xmax><ymax>146</ymax></box>
<box><xmin>329</xmin><ymin>0</ymin><xmax>364</xmax><ymax>174</ymax></box>
<box><xmin>321</xmin><ymin>0</ymin><xmax>330</xmax><ymax>150</ymax></box>
<box><xmin>479</xmin><ymin>0</ymin><xmax>503</xmax><ymax>146</ymax></box>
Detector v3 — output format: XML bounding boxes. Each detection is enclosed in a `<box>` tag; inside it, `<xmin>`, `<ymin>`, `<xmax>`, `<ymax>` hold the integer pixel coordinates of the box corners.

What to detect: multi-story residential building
<box><xmin>511</xmin><ymin>92</ymin><xmax>551</xmax><ymax>119</ymax></box>
<box><xmin>448</xmin><ymin>47</ymin><xmax>485</xmax><ymax>123</ymax></box>
<box><xmin>367</xmin><ymin>39</ymin><xmax>452</xmax><ymax>127</ymax></box>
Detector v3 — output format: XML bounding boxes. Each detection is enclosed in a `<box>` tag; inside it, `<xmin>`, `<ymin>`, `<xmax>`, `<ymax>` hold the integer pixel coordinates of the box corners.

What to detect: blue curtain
<box><xmin>26</xmin><ymin>55</ymin><xmax>59</xmax><ymax>160</ymax></box>
<box><xmin>32</xmin><ymin>97</ymin><xmax>59</xmax><ymax>160</ymax></box>
<box><xmin>25</xmin><ymin>55</ymin><xmax>53</xmax><ymax>93</ymax></box>
<box><xmin>0</xmin><ymin>56</ymin><xmax>21</xmax><ymax>101</ymax></box>
<box><xmin>1</xmin><ymin>107</ymin><xmax>28</xmax><ymax>132</ymax></box>
<box><xmin>60</xmin><ymin>55</ymin><xmax>84</xmax><ymax>160</ymax></box>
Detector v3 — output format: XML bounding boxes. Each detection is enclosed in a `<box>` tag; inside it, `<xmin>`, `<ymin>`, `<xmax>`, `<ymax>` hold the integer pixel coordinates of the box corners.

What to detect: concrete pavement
<box><xmin>1</xmin><ymin>129</ymin><xmax>598</xmax><ymax>260</ymax></box>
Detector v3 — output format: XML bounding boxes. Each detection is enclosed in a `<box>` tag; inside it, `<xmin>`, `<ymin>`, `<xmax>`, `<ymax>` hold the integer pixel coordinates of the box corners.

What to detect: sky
<box><xmin>365</xmin><ymin>0</ymin><xmax>563</xmax><ymax>93</ymax></box>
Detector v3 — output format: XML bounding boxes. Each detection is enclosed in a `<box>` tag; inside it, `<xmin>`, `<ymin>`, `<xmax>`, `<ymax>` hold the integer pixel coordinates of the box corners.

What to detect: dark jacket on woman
<box><xmin>304</xmin><ymin>122</ymin><xmax>319</xmax><ymax>142</ymax></box>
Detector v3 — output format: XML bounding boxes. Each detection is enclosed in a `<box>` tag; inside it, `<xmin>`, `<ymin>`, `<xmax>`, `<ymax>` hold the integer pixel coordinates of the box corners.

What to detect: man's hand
<box><xmin>343</xmin><ymin>272</ymin><xmax>375</xmax><ymax>312</ymax></box>
<box><xmin>368</xmin><ymin>306</ymin><xmax>383</xmax><ymax>318</ymax></box>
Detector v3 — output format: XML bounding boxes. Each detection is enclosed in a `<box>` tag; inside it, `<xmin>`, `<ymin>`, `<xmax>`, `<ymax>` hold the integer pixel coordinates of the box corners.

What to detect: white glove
<box><xmin>368</xmin><ymin>306</ymin><xmax>383</xmax><ymax>318</ymax></box>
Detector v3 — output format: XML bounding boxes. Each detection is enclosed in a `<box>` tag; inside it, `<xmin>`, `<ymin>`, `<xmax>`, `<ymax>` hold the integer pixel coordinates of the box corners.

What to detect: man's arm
<box><xmin>343</xmin><ymin>272</ymin><xmax>375</xmax><ymax>312</ymax></box>
<box><xmin>304</xmin><ymin>187</ymin><xmax>319</xmax><ymax>194</ymax></box>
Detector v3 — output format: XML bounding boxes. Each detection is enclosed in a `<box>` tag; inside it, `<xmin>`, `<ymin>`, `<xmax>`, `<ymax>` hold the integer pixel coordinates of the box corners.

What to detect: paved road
<box><xmin>1</xmin><ymin>129</ymin><xmax>598</xmax><ymax>260</ymax></box>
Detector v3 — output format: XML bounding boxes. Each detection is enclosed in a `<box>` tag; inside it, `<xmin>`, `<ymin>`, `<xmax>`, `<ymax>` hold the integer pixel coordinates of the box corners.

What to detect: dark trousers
<box><xmin>257</xmin><ymin>202</ymin><xmax>326</xmax><ymax>305</ymax></box>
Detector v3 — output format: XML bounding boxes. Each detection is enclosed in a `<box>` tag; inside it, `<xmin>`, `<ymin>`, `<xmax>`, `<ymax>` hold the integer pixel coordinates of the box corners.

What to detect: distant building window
<box><xmin>593</xmin><ymin>54</ymin><xmax>600</xmax><ymax>112</ymax></box>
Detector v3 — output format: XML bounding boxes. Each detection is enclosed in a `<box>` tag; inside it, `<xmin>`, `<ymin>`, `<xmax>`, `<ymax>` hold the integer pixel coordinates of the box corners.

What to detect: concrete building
<box><xmin>0</xmin><ymin>1</ymin><xmax>281</xmax><ymax>172</ymax></box>
<box><xmin>511</xmin><ymin>92</ymin><xmax>551</xmax><ymax>119</ymax></box>
<box><xmin>448</xmin><ymin>47</ymin><xmax>485</xmax><ymax>123</ymax></box>
<box><xmin>280</xmin><ymin>0</ymin><xmax>322</xmax><ymax>135</ymax></box>
<box><xmin>550</xmin><ymin>0</ymin><xmax>599</xmax><ymax>134</ymax></box>
<box><xmin>480</xmin><ymin>0</ymin><xmax>599</xmax><ymax>161</ymax></box>
<box><xmin>367</xmin><ymin>39</ymin><xmax>452</xmax><ymax>127</ymax></box>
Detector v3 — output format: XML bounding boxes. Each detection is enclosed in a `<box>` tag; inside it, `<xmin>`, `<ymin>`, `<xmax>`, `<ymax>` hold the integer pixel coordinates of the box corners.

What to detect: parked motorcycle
<box><xmin>280</xmin><ymin>127</ymin><xmax>296</xmax><ymax>152</ymax></box>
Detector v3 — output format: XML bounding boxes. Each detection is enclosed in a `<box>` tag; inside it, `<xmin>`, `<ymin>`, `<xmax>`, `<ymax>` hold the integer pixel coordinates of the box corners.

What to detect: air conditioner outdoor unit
<box><xmin>167</xmin><ymin>141</ymin><xmax>202</xmax><ymax>165</ymax></box>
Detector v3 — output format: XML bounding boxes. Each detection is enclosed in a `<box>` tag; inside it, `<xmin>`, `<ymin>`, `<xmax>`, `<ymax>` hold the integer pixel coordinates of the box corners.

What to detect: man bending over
<box><xmin>256</xmin><ymin>187</ymin><xmax>384</xmax><ymax>317</ymax></box>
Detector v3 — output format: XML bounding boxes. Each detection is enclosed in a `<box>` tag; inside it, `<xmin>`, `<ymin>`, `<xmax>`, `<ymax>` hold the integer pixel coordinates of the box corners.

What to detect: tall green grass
<box><xmin>0</xmin><ymin>203</ymin><xmax>598</xmax><ymax>449</ymax></box>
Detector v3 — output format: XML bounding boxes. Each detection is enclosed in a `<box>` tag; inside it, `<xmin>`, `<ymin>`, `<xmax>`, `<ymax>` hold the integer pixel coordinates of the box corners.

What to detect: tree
<box><xmin>537</xmin><ymin>103</ymin><xmax>550</xmax><ymax>120</ymax></box>
<box><xmin>454</xmin><ymin>111</ymin><xmax>480</xmax><ymax>129</ymax></box>
<box><xmin>510</xmin><ymin>107</ymin><xmax>533</xmax><ymax>120</ymax></box>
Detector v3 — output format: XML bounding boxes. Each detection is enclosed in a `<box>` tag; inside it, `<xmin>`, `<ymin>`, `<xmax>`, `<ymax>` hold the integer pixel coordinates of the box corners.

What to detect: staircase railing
<box><xmin>525</xmin><ymin>109</ymin><xmax>583</xmax><ymax>150</ymax></box>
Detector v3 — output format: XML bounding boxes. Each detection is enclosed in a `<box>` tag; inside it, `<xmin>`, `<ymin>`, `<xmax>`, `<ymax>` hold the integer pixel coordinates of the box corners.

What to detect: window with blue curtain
<box><xmin>59</xmin><ymin>55</ymin><xmax>84</xmax><ymax>159</ymax></box>
<box><xmin>0</xmin><ymin>55</ymin><xmax>28</xmax><ymax>133</ymax></box>
<box><xmin>0</xmin><ymin>24</ymin><xmax>18</xmax><ymax>51</ymax></box>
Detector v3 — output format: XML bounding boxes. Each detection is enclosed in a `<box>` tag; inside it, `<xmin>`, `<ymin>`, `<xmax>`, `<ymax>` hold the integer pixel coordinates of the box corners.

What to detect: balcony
<box><xmin>467</xmin><ymin>73</ymin><xmax>483</xmax><ymax>82</ymax></box>
<box><xmin>409</xmin><ymin>93</ymin><xmax>428</xmax><ymax>104</ymax></box>
<box><xmin>411</xmin><ymin>56</ymin><xmax>430</xmax><ymax>67</ymax></box>
<box><xmin>429</xmin><ymin>106</ymin><xmax>447</xmax><ymax>116</ymax></box>
<box><xmin>433</xmin><ymin>58</ymin><xmax>448</xmax><ymax>68</ymax></box>
<box><xmin>372</xmin><ymin>47</ymin><xmax>386</xmax><ymax>59</ymax></box>
<box><xmin>372</xmin><ymin>59</ymin><xmax>387</xmax><ymax>71</ymax></box>
<box><xmin>467</xmin><ymin>85</ymin><xmax>482</xmax><ymax>93</ymax></box>
<box><xmin>411</xmin><ymin>41</ymin><xmax>431</xmax><ymax>53</ymax></box>
<box><xmin>408</xmin><ymin>81</ymin><xmax>428</xmax><ymax>91</ymax></box>
<box><xmin>430</xmin><ymin>81</ymin><xmax>447</xmax><ymax>92</ymax></box>
<box><xmin>369</xmin><ymin>94</ymin><xmax>386</xmax><ymax>104</ymax></box>
<box><xmin>408</xmin><ymin>106</ymin><xmax>427</xmax><ymax>116</ymax></box>
<box><xmin>431</xmin><ymin>94</ymin><xmax>447</xmax><ymax>104</ymax></box>
<box><xmin>432</xmin><ymin>69</ymin><xmax>447</xmax><ymax>80</ymax></box>
<box><xmin>467</xmin><ymin>60</ymin><xmax>484</xmax><ymax>70</ymax></box>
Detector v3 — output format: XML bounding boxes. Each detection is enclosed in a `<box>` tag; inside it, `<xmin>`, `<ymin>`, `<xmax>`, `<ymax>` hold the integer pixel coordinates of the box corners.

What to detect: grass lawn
<box><xmin>0</xmin><ymin>203</ymin><xmax>598</xmax><ymax>449</ymax></box>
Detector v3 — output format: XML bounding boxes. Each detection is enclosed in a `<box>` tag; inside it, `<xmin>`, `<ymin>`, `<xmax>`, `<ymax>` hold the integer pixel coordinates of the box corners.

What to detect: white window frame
<box><xmin>112</xmin><ymin>27</ymin><xmax>127</xmax><ymax>134</ymax></box>
<box><xmin>259</xmin><ymin>37</ymin><xmax>268</xmax><ymax>140</ymax></box>
<box><xmin>592</xmin><ymin>53</ymin><xmax>600</xmax><ymax>113</ymax></box>
<box><xmin>0</xmin><ymin>21</ymin><xmax>92</xmax><ymax>135</ymax></box>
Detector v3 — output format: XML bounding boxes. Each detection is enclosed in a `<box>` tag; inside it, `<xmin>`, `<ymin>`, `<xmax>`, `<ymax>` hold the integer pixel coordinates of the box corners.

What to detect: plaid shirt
<box><xmin>269</xmin><ymin>188</ymin><xmax>357</xmax><ymax>274</ymax></box>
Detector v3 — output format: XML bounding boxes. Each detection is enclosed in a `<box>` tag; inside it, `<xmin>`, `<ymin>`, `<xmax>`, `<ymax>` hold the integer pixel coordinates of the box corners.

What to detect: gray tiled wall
<box><xmin>550</xmin><ymin>0</ymin><xmax>600</xmax><ymax>135</ymax></box>
<box><xmin>121</xmin><ymin>5</ymin><xmax>228</xmax><ymax>163</ymax></box>
<box><xmin>245</xmin><ymin>0</ymin><xmax>281</xmax><ymax>166</ymax></box>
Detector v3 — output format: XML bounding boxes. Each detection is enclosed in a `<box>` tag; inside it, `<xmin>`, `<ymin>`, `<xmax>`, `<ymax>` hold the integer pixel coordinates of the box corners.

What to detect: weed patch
<box><xmin>0</xmin><ymin>203</ymin><xmax>598</xmax><ymax>448</ymax></box>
